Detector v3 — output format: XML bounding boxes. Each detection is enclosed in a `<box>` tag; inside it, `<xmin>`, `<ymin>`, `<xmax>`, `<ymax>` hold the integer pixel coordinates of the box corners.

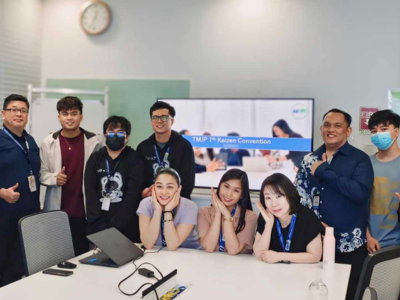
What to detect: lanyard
<box><xmin>275</xmin><ymin>213</ymin><xmax>297</xmax><ymax>252</ymax></box>
<box><xmin>153</xmin><ymin>145</ymin><xmax>171</xmax><ymax>170</ymax></box>
<box><xmin>218</xmin><ymin>205</ymin><xmax>237</xmax><ymax>252</ymax></box>
<box><xmin>105</xmin><ymin>159</ymin><xmax>120</xmax><ymax>195</ymax></box>
<box><xmin>160</xmin><ymin>208</ymin><xmax>177</xmax><ymax>247</ymax></box>
<box><xmin>3</xmin><ymin>128</ymin><xmax>33</xmax><ymax>175</ymax></box>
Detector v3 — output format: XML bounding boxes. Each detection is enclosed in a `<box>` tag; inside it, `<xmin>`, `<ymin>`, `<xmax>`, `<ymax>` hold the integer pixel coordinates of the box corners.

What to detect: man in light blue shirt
<box><xmin>367</xmin><ymin>110</ymin><xmax>400</xmax><ymax>253</ymax></box>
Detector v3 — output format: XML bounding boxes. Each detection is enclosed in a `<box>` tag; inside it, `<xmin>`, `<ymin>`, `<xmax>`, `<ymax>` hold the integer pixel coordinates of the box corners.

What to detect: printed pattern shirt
<box><xmin>295</xmin><ymin>142</ymin><xmax>374</xmax><ymax>253</ymax></box>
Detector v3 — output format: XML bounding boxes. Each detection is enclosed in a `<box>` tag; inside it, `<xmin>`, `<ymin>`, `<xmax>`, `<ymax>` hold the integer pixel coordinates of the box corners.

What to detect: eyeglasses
<box><xmin>106</xmin><ymin>131</ymin><xmax>126</xmax><ymax>138</ymax></box>
<box><xmin>4</xmin><ymin>108</ymin><xmax>29</xmax><ymax>115</ymax></box>
<box><xmin>151</xmin><ymin>115</ymin><xmax>172</xmax><ymax>122</ymax></box>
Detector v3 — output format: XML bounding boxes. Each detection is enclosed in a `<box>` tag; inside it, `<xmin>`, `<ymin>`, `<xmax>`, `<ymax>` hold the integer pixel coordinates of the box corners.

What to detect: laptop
<box><xmin>243</xmin><ymin>156</ymin><xmax>270</xmax><ymax>172</ymax></box>
<box><xmin>79</xmin><ymin>227</ymin><xmax>144</xmax><ymax>268</ymax></box>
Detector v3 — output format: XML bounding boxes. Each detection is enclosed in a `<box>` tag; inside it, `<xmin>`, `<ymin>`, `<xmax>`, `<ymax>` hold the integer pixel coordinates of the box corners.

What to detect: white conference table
<box><xmin>0</xmin><ymin>248</ymin><xmax>350</xmax><ymax>300</ymax></box>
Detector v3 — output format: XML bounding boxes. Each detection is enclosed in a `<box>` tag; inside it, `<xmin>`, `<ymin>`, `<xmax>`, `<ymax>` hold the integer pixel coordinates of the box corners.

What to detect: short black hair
<box><xmin>103</xmin><ymin>116</ymin><xmax>131</xmax><ymax>136</ymax></box>
<box><xmin>216</xmin><ymin>169</ymin><xmax>253</xmax><ymax>234</ymax></box>
<box><xmin>155</xmin><ymin>168</ymin><xmax>181</xmax><ymax>186</ymax></box>
<box><xmin>259</xmin><ymin>173</ymin><xmax>299</xmax><ymax>215</ymax></box>
<box><xmin>150</xmin><ymin>101</ymin><xmax>176</xmax><ymax>118</ymax></box>
<box><xmin>57</xmin><ymin>96</ymin><xmax>83</xmax><ymax>114</ymax></box>
<box><xmin>323</xmin><ymin>108</ymin><xmax>352</xmax><ymax>127</ymax></box>
<box><xmin>368</xmin><ymin>109</ymin><xmax>400</xmax><ymax>130</ymax></box>
<box><xmin>3</xmin><ymin>94</ymin><xmax>30</xmax><ymax>110</ymax></box>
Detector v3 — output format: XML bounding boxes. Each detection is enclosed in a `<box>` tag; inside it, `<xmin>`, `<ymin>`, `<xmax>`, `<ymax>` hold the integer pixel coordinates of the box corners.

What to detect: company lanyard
<box><xmin>275</xmin><ymin>213</ymin><xmax>297</xmax><ymax>252</ymax></box>
<box><xmin>218</xmin><ymin>205</ymin><xmax>237</xmax><ymax>252</ymax></box>
<box><xmin>3</xmin><ymin>128</ymin><xmax>33</xmax><ymax>175</ymax></box>
<box><xmin>105</xmin><ymin>159</ymin><xmax>120</xmax><ymax>196</ymax></box>
<box><xmin>153</xmin><ymin>145</ymin><xmax>171</xmax><ymax>170</ymax></box>
<box><xmin>161</xmin><ymin>208</ymin><xmax>177</xmax><ymax>247</ymax></box>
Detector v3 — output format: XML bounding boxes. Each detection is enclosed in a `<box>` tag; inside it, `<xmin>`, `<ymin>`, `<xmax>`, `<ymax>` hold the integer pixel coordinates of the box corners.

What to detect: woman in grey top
<box><xmin>137</xmin><ymin>168</ymin><xmax>201</xmax><ymax>250</ymax></box>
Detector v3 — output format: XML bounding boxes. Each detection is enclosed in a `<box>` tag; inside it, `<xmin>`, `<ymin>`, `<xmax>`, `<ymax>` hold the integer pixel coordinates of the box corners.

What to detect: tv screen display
<box><xmin>159</xmin><ymin>98</ymin><xmax>314</xmax><ymax>191</ymax></box>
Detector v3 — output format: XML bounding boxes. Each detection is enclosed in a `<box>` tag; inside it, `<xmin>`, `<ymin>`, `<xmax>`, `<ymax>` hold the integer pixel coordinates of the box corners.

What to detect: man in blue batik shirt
<box><xmin>295</xmin><ymin>109</ymin><xmax>373</xmax><ymax>300</ymax></box>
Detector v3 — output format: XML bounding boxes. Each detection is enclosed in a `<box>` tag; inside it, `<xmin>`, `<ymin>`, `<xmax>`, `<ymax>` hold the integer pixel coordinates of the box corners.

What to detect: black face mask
<box><xmin>106</xmin><ymin>136</ymin><xmax>125</xmax><ymax>151</ymax></box>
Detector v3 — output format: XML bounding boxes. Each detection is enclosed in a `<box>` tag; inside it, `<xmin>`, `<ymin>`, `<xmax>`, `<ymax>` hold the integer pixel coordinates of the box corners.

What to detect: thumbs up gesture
<box><xmin>0</xmin><ymin>183</ymin><xmax>20</xmax><ymax>204</ymax></box>
<box><xmin>311</xmin><ymin>153</ymin><xmax>327</xmax><ymax>176</ymax></box>
<box><xmin>57</xmin><ymin>166</ymin><xmax>67</xmax><ymax>186</ymax></box>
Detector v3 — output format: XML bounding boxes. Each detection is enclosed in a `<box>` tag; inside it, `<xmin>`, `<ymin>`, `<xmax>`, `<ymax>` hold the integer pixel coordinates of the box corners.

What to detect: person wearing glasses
<box><xmin>137</xmin><ymin>101</ymin><xmax>195</xmax><ymax>199</ymax></box>
<box><xmin>85</xmin><ymin>116</ymin><xmax>144</xmax><ymax>242</ymax></box>
<box><xmin>0</xmin><ymin>94</ymin><xmax>40</xmax><ymax>287</ymax></box>
<box><xmin>39</xmin><ymin>96</ymin><xmax>100</xmax><ymax>256</ymax></box>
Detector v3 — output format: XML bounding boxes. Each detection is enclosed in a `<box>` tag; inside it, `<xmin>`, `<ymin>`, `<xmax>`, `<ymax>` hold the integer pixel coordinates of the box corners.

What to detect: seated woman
<box><xmin>253</xmin><ymin>173</ymin><xmax>323</xmax><ymax>263</ymax></box>
<box><xmin>197</xmin><ymin>169</ymin><xmax>257</xmax><ymax>255</ymax></box>
<box><xmin>137</xmin><ymin>168</ymin><xmax>201</xmax><ymax>250</ymax></box>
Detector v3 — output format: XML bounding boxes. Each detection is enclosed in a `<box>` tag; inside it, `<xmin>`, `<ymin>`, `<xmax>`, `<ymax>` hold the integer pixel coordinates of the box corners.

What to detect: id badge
<box><xmin>101</xmin><ymin>196</ymin><xmax>111</xmax><ymax>211</ymax></box>
<box><xmin>312</xmin><ymin>195</ymin><xmax>320</xmax><ymax>210</ymax></box>
<box><xmin>28</xmin><ymin>175</ymin><xmax>37</xmax><ymax>192</ymax></box>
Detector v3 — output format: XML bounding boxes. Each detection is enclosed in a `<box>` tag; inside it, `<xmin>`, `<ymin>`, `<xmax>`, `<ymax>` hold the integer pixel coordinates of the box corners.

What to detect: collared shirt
<box><xmin>295</xmin><ymin>142</ymin><xmax>373</xmax><ymax>253</ymax></box>
<box><xmin>0</xmin><ymin>126</ymin><xmax>40</xmax><ymax>215</ymax></box>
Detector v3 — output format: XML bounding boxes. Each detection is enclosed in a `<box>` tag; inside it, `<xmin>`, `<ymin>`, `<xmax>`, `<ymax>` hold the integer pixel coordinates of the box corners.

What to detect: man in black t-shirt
<box><xmin>137</xmin><ymin>101</ymin><xmax>195</xmax><ymax>199</ymax></box>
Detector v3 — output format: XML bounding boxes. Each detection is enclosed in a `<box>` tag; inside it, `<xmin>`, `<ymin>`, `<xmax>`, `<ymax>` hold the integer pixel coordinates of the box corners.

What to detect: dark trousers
<box><xmin>0</xmin><ymin>215</ymin><xmax>25</xmax><ymax>288</ymax></box>
<box><xmin>69</xmin><ymin>217</ymin><xmax>89</xmax><ymax>256</ymax></box>
<box><xmin>336</xmin><ymin>244</ymin><xmax>368</xmax><ymax>300</ymax></box>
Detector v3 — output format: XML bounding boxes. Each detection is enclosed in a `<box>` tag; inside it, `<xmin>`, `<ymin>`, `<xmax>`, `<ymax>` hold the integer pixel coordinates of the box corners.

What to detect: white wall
<box><xmin>41</xmin><ymin>0</ymin><xmax>400</xmax><ymax>152</ymax></box>
<box><xmin>0</xmin><ymin>0</ymin><xmax>42</xmax><ymax>124</ymax></box>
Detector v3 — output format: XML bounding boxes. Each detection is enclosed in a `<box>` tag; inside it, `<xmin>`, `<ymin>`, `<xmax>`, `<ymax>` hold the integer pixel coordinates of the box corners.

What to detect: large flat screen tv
<box><xmin>159</xmin><ymin>98</ymin><xmax>314</xmax><ymax>191</ymax></box>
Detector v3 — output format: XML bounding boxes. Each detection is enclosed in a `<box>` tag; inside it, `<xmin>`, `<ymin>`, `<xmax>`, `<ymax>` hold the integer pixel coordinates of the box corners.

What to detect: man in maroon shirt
<box><xmin>40</xmin><ymin>96</ymin><xmax>100</xmax><ymax>255</ymax></box>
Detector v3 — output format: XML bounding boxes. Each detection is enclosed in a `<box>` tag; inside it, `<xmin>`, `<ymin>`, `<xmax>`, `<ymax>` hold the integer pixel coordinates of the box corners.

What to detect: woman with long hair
<box><xmin>197</xmin><ymin>169</ymin><xmax>257</xmax><ymax>255</ymax></box>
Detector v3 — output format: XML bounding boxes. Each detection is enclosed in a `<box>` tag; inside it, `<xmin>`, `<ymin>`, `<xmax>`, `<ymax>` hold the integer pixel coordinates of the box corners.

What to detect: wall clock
<box><xmin>80</xmin><ymin>1</ymin><xmax>111</xmax><ymax>35</ymax></box>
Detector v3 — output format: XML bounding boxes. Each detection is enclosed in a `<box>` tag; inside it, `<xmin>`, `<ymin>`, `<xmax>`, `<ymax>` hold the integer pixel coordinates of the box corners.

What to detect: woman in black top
<box><xmin>253</xmin><ymin>173</ymin><xmax>323</xmax><ymax>263</ymax></box>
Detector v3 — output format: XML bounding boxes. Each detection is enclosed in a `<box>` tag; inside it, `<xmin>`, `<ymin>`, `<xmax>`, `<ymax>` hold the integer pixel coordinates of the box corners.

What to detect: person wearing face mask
<box><xmin>197</xmin><ymin>169</ymin><xmax>257</xmax><ymax>255</ymax></box>
<box><xmin>253</xmin><ymin>173</ymin><xmax>323</xmax><ymax>263</ymax></box>
<box><xmin>366</xmin><ymin>110</ymin><xmax>400</xmax><ymax>253</ymax></box>
<box><xmin>85</xmin><ymin>116</ymin><xmax>144</xmax><ymax>242</ymax></box>
<box><xmin>40</xmin><ymin>96</ymin><xmax>100</xmax><ymax>256</ymax></box>
<box><xmin>295</xmin><ymin>108</ymin><xmax>373</xmax><ymax>300</ymax></box>
<box><xmin>137</xmin><ymin>168</ymin><xmax>201</xmax><ymax>250</ymax></box>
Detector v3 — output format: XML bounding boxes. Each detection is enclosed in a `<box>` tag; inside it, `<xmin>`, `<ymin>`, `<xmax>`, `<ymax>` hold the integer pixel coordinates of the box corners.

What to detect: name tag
<box><xmin>312</xmin><ymin>195</ymin><xmax>320</xmax><ymax>210</ymax></box>
<box><xmin>101</xmin><ymin>196</ymin><xmax>111</xmax><ymax>211</ymax></box>
<box><xmin>28</xmin><ymin>175</ymin><xmax>37</xmax><ymax>193</ymax></box>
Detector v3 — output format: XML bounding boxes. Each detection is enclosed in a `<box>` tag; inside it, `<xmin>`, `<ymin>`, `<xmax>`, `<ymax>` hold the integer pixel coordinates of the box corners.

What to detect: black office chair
<box><xmin>18</xmin><ymin>210</ymin><xmax>75</xmax><ymax>276</ymax></box>
<box><xmin>354</xmin><ymin>245</ymin><xmax>400</xmax><ymax>300</ymax></box>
